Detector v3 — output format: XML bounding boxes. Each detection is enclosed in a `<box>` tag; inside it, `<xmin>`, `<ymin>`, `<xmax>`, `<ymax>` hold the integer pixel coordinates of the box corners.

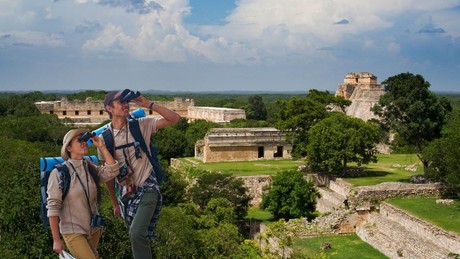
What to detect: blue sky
<box><xmin>1</xmin><ymin>0</ymin><xmax>459</xmax><ymax>93</ymax></box>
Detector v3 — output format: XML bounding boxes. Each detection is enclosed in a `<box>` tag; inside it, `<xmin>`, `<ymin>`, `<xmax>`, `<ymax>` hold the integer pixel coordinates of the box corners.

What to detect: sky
<box><xmin>1</xmin><ymin>0</ymin><xmax>459</xmax><ymax>93</ymax></box>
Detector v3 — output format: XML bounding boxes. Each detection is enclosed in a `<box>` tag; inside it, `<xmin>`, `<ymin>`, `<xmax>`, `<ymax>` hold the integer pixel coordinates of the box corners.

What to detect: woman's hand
<box><xmin>90</xmin><ymin>135</ymin><xmax>105</xmax><ymax>149</ymax></box>
<box><xmin>53</xmin><ymin>238</ymin><xmax>65</xmax><ymax>256</ymax></box>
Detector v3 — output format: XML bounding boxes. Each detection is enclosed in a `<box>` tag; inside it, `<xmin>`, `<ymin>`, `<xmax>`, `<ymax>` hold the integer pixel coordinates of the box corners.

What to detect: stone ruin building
<box><xmin>195</xmin><ymin>127</ymin><xmax>292</xmax><ymax>163</ymax></box>
<box><xmin>187</xmin><ymin>106</ymin><xmax>246</xmax><ymax>123</ymax></box>
<box><xmin>35</xmin><ymin>97</ymin><xmax>246</xmax><ymax>125</ymax></box>
<box><xmin>335</xmin><ymin>72</ymin><xmax>385</xmax><ymax>121</ymax></box>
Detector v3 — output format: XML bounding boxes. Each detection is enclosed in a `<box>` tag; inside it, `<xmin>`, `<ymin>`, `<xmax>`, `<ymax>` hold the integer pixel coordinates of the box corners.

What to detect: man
<box><xmin>98</xmin><ymin>89</ymin><xmax>180</xmax><ymax>258</ymax></box>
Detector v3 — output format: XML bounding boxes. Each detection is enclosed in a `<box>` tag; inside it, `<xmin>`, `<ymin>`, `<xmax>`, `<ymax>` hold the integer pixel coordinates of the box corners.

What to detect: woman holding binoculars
<box><xmin>47</xmin><ymin>128</ymin><xmax>120</xmax><ymax>258</ymax></box>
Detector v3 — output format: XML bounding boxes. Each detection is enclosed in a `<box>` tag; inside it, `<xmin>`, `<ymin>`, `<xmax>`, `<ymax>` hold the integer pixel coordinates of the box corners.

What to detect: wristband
<box><xmin>149</xmin><ymin>102</ymin><xmax>155</xmax><ymax>110</ymax></box>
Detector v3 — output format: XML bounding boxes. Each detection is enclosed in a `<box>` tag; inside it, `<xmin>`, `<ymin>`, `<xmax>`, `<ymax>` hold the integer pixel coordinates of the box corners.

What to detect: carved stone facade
<box><xmin>335</xmin><ymin>72</ymin><xmax>385</xmax><ymax>121</ymax></box>
<box><xmin>35</xmin><ymin>97</ymin><xmax>198</xmax><ymax>125</ymax></box>
<box><xmin>35</xmin><ymin>97</ymin><xmax>249</xmax><ymax>126</ymax></box>
<box><xmin>195</xmin><ymin>128</ymin><xmax>292</xmax><ymax>163</ymax></box>
<box><xmin>187</xmin><ymin>106</ymin><xmax>246</xmax><ymax>123</ymax></box>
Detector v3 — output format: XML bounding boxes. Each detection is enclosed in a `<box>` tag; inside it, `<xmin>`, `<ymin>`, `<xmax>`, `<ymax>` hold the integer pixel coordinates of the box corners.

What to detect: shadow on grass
<box><xmin>341</xmin><ymin>170</ymin><xmax>390</xmax><ymax>178</ymax></box>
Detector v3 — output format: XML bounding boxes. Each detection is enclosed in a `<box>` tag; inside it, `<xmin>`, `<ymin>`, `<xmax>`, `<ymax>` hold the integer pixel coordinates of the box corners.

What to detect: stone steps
<box><xmin>357</xmin><ymin>213</ymin><xmax>453</xmax><ymax>258</ymax></box>
<box><xmin>316</xmin><ymin>187</ymin><xmax>346</xmax><ymax>213</ymax></box>
<box><xmin>380</xmin><ymin>203</ymin><xmax>460</xmax><ymax>253</ymax></box>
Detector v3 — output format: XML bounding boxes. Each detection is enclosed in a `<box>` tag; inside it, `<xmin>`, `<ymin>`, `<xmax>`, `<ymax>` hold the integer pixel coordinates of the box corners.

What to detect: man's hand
<box><xmin>133</xmin><ymin>94</ymin><xmax>150</xmax><ymax>108</ymax></box>
<box><xmin>113</xmin><ymin>203</ymin><xmax>122</xmax><ymax>218</ymax></box>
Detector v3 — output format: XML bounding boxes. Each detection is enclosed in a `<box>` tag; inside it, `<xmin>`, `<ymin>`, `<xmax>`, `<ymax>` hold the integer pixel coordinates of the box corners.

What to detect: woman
<box><xmin>47</xmin><ymin>128</ymin><xmax>120</xmax><ymax>258</ymax></box>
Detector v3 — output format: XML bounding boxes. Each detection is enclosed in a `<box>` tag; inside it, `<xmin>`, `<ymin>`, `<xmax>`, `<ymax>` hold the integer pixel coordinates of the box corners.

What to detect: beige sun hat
<box><xmin>60</xmin><ymin>128</ymin><xmax>90</xmax><ymax>160</ymax></box>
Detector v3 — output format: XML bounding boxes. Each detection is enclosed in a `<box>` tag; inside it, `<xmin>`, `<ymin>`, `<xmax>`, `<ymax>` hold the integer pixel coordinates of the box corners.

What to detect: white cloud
<box><xmin>80</xmin><ymin>0</ymin><xmax>259</xmax><ymax>63</ymax></box>
<box><xmin>3</xmin><ymin>0</ymin><xmax>457</xmax><ymax>65</ymax></box>
<box><xmin>0</xmin><ymin>31</ymin><xmax>64</xmax><ymax>47</ymax></box>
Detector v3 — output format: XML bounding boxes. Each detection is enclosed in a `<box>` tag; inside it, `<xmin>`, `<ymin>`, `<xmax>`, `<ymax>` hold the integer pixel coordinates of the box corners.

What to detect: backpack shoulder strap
<box><xmin>54</xmin><ymin>163</ymin><xmax>71</xmax><ymax>199</ymax></box>
<box><xmin>102</xmin><ymin>127</ymin><xmax>115</xmax><ymax>157</ymax></box>
<box><xmin>128</xmin><ymin>118</ymin><xmax>166</xmax><ymax>184</ymax></box>
<box><xmin>128</xmin><ymin>118</ymin><xmax>150</xmax><ymax>157</ymax></box>
<box><xmin>84</xmin><ymin>159</ymin><xmax>102</xmax><ymax>205</ymax></box>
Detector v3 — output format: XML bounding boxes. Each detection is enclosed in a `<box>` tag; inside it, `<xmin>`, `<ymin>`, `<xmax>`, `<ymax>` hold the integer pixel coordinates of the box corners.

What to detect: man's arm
<box><xmin>133</xmin><ymin>95</ymin><xmax>181</xmax><ymax>130</ymax></box>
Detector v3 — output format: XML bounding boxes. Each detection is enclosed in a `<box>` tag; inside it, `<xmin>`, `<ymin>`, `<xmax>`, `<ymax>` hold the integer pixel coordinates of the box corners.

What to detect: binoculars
<box><xmin>120</xmin><ymin>90</ymin><xmax>141</xmax><ymax>103</ymax></box>
<box><xmin>78</xmin><ymin>132</ymin><xmax>96</xmax><ymax>142</ymax></box>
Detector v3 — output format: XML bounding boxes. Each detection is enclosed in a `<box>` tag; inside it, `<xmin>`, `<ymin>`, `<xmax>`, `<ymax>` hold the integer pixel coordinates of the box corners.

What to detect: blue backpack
<box><xmin>39</xmin><ymin>156</ymin><xmax>99</xmax><ymax>229</ymax></box>
<box><xmin>101</xmin><ymin>118</ymin><xmax>165</xmax><ymax>184</ymax></box>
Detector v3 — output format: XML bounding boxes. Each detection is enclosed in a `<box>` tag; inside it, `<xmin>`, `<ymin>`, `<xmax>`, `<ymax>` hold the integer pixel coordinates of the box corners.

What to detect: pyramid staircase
<box><xmin>356</xmin><ymin>203</ymin><xmax>460</xmax><ymax>258</ymax></box>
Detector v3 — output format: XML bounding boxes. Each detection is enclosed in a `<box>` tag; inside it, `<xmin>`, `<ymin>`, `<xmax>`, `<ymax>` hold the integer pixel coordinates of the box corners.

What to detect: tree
<box><xmin>372</xmin><ymin>72</ymin><xmax>452</xmax><ymax>174</ymax></box>
<box><xmin>0</xmin><ymin>114</ymin><xmax>69</xmax><ymax>146</ymax></box>
<box><xmin>188</xmin><ymin>170</ymin><xmax>251</xmax><ymax>220</ymax></box>
<box><xmin>261</xmin><ymin>170</ymin><xmax>320</xmax><ymax>220</ymax></box>
<box><xmin>225</xmin><ymin>119</ymin><xmax>270</xmax><ymax>128</ymax></box>
<box><xmin>152</xmin><ymin>126</ymin><xmax>188</xmax><ymax>161</ymax></box>
<box><xmin>160</xmin><ymin>167</ymin><xmax>188</xmax><ymax>206</ymax></box>
<box><xmin>0</xmin><ymin>138</ymin><xmax>56</xmax><ymax>258</ymax></box>
<box><xmin>198</xmin><ymin>222</ymin><xmax>243</xmax><ymax>258</ymax></box>
<box><xmin>153</xmin><ymin>206</ymin><xmax>200</xmax><ymax>258</ymax></box>
<box><xmin>184</xmin><ymin>119</ymin><xmax>220</xmax><ymax>157</ymax></box>
<box><xmin>276</xmin><ymin>90</ymin><xmax>351</xmax><ymax>158</ymax></box>
<box><xmin>424</xmin><ymin>110</ymin><xmax>460</xmax><ymax>195</ymax></box>
<box><xmin>154</xmin><ymin>199</ymin><xmax>251</xmax><ymax>259</ymax></box>
<box><xmin>65</xmin><ymin>90</ymin><xmax>109</xmax><ymax>101</ymax></box>
<box><xmin>245</xmin><ymin>95</ymin><xmax>267</xmax><ymax>120</ymax></box>
<box><xmin>307</xmin><ymin>113</ymin><xmax>380</xmax><ymax>174</ymax></box>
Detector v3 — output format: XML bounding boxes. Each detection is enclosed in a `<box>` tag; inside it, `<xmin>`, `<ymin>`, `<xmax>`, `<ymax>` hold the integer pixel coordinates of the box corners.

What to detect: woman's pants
<box><xmin>63</xmin><ymin>228</ymin><xmax>102</xmax><ymax>259</ymax></box>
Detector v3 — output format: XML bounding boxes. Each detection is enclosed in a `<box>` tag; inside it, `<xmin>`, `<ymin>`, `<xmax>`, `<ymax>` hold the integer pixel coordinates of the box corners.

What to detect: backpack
<box><xmin>39</xmin><ymin>156</ymin><xmax>99</xmax><ymax>229</ymax></box>
<box><xmin>101</xmin><ymin>117</ymin><xmax>165</xmax><ymax>184</ymax></box>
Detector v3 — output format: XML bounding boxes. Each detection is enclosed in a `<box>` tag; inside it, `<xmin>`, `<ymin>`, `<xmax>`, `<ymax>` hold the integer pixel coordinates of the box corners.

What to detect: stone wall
<box><xmin>345</xmin><ymin>86</ymin><xmax>385</xmax><ymax>121</ymax></box>
<box><xmin>35</xmin><ymin>97</ymin><xmax>194</xmax><ymax>125</ymax></box>
<box><xmin>348</xmin><ymin>182</ymin><xmax>445</xmax><ymax>210</ymax></box>
<box><xmin>312</xmin><ymin>175</ymin><xmax>459</xmax><ymax>258</ymax></box>
<box><xmin>240</xmin><ymin>175</ymin><xmax>272</xmax><ymax>207</ymax></box>
<box><xmin>380</xmin><ymin>203</ymin><xmax>460</xmax><ymax>253</ymax></box>
<box><xmin>200</xmin><ymin>128</ymin><xmax>292</xmax><ymax>163</ymax></box>
<box><xmin>187</xmin><ymin>106</ymin><xmax>246</xmax><ymax>123</ymax></box>
<box><xmin>356</xmin><ymin>202</ymin><xmax>459</xmax><ymax>258</ymax></box>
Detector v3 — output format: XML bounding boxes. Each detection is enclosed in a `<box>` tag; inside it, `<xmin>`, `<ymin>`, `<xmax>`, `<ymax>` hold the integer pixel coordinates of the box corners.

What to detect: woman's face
<box><xmin>67</xmin><ymin>134</ymin><xmax>89</xmax><ymax>158</ymax></box>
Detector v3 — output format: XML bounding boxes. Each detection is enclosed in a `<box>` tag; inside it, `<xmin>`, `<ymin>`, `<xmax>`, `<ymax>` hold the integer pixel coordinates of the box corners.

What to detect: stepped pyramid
<box><xmin>335</xmin><ymin>72</ymin><xmax>385</xmax><ymax>121</ymax></box>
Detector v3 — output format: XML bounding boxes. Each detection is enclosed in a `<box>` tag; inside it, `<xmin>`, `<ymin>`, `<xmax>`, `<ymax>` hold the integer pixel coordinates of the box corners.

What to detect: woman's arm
<box><xmin>49</xmin><ymin>216</ymin><xmax>64</xmax><ymax>256</ymax></box>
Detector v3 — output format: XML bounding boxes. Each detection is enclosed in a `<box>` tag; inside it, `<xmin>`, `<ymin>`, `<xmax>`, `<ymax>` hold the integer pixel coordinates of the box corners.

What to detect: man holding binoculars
<box><xmin>99</xmin><ymin>89</ymin><xmax>180</xmax><ymax>258</ymax></box>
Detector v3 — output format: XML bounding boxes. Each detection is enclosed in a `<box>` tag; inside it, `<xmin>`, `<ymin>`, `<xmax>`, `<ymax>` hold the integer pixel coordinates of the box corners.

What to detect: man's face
<box><xmin>109</xmin><ymin>99</ymin><xmax>130</xmax><ymax>118</ymax></box>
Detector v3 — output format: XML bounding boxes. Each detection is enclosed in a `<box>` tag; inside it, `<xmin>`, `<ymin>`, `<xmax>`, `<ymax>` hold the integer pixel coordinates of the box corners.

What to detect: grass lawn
<box><xmin>344</xmin><ymin>154</ymin><xmax>422</xmax><ymax>186</ymax></box>
<box><xmin>178</xmin><ymin>154</ymin><xmax>422</xmax><ymax>185</ymax></box>
<box><xmin>387</xmin><ymin>197</ymin><xmax>460</xmax><ymax>235</ymax></box>
<box><xmin>245</xmin><ymin>209</ymin><xmax>385</xmax><ymax>258</ymax></box>
<box><xmin>292</xmin><ymin>234</ymin><xmax>386</xmax><ymax>258</ymax></box>
<box><xmin>175</xmin><ymin>157</ymin><xmax>303</xmax><ymax>176</ymax></box>
<box><xmin>245</xmin><ymin>207</ymin><xmax>274</xmax><ymax>222</ymax></box>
